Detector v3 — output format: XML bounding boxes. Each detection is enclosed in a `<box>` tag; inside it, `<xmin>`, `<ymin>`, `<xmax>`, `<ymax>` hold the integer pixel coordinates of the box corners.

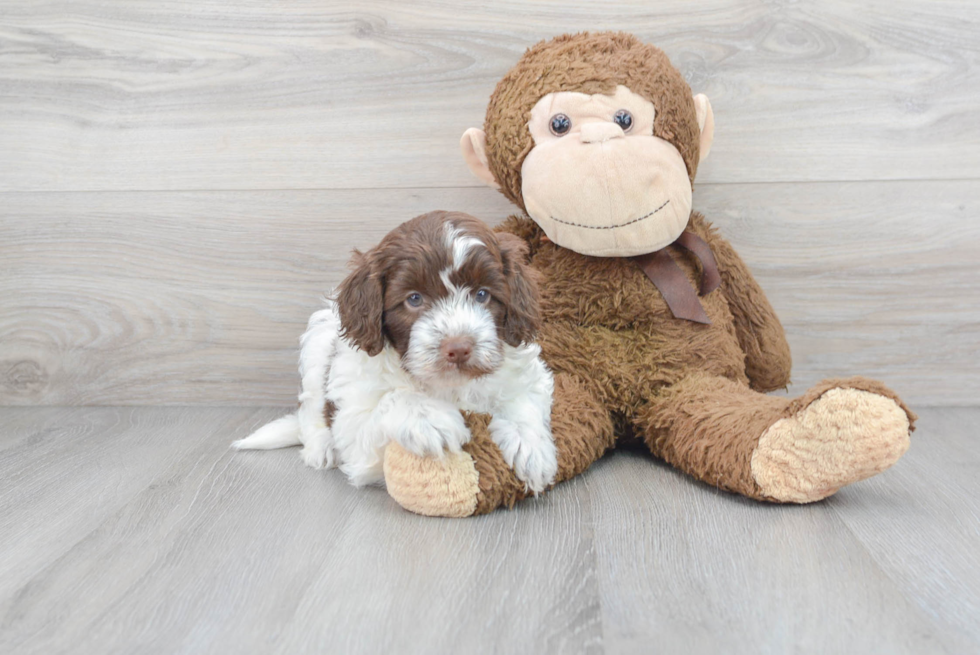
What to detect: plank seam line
<box><xmin>0</xmin><ymin>177</ymin><xmax>978</xmax><ymax>195</ymax></box>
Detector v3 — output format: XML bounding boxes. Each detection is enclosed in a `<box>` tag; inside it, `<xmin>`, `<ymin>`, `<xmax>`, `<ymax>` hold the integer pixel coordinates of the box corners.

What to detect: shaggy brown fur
<box><xmin>387</xmin><ymin>32</ymin><xmax>916</xmax><ymax>515</ymax></box>
<box><xmin>449</xmin><ymin>208</ymin><xmax>915</xmax><ymax>511</ymax></box>
<box><xmin>463</xmin><ymin>211</ymin><xmax>809</xmax><ymax>507</ymax></box>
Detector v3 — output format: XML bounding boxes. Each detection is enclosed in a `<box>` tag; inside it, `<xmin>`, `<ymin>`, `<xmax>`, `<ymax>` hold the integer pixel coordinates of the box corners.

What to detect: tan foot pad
<box><xmin>383</xmin><ymin>442</ymin><xmax>480</xmax><ymax>518</ymax></box>
<box><xmin>752</xmin><ymin>388</ymin><xmax>911</xmax><ymax>503</ymax></box>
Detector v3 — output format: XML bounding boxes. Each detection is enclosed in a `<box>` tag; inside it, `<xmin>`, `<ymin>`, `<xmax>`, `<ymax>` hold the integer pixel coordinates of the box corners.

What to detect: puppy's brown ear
<box><xmin>336</xmin><ymin>249</ymin><xmax>386</xmax><ymax>356</ymax></box>
<box><xmin>498</xmin><ymin>232</ymin><xmax>541</xmax><ymax>347</ymax></box>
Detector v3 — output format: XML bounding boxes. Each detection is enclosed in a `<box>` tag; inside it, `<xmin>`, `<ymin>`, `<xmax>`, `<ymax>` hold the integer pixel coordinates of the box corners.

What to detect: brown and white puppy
<box><xmin>234</xmin><ymin>211</ymin><xmax>557</xmax><ymax>493</ymax></box>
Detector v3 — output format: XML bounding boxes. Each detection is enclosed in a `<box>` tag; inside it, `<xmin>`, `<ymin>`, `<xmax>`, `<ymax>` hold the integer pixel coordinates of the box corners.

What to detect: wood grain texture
<box><xmin>587</xmin><ymin>410</ymin><xmax>979</xmax><ymax>654</ymax></box>
<box><xmin>0</xmin><ymin>187</ymin><xmax>514</xmax><ymax>406</ymax></box>
<box><xmin>1</xmin><ymin>406</ymin><xmax>977</xmax><ymax>654</ymax></box>
<box><xmin>695</xmin><ymin>180</ymin><xmax>980</xmax><ymax>405</ymax></box>
<box><xmin>0</xmin><ymin>407</ymin><xmax>601</xmax><ymax>655</ymax></box>
<box><xmin>0</xmin><ymin>407</ymin><xmax>266</xmax><ymax>604</ymax></box>
<box><xmin>587</xmin><ymin>454</ymin><xmax>959</xmax><ymax>654</ymax></box>
<box><xmin>0</xmin><ymin>0</ymin><xmax>978</xmax><ymax>191</ymax></box>
<box><xmin>2</xmin><ymin>181</ymin><xmax>977</xmax><ymax>406</ymax></box>
<box><xmin>828</xmin><ymin>409</ymin><xmax>980</xmax><ymax>649</ymax></box>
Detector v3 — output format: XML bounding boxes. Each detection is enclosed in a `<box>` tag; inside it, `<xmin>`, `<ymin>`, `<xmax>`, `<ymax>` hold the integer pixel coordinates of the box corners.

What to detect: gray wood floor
<box><xmin>1</xmin><ymin>406</ymin><xmax>977</xmax><ymax>654</ymax></box>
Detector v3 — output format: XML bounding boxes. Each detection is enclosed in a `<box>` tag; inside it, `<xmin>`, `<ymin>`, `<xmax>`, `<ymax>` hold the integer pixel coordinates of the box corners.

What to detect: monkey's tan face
<box><xmin>520</xmin><ymin>85</ymin><xmax>693</xmax><ymax>257</ymax></box>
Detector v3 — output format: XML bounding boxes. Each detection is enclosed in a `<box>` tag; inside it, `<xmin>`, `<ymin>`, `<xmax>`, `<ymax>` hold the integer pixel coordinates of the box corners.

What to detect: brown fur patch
<box><xmin>336</xmin><ymin>210</ymin><xmax>541</xmax><ymax>362</ymax></box>
<box><xmin>323</xmin><ymin>400</ymin><xmax>336</xmax><ymax>428</ymax></box>
<box><xmin>636</xmin><ymin>372</ymin><xmax>788</xmax><ymax>499</ymax></box>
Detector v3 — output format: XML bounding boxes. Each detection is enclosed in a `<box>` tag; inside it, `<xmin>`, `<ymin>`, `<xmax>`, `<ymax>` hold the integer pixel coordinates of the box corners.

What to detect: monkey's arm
<box><xmin>688</xmin><ymin>212</ymin><xmax>792</xmax><ymax>392</ymax></box>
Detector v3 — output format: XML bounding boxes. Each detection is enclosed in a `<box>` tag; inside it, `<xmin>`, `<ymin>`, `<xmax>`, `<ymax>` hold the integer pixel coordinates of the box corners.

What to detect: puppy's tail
<box><xmin>232</xmin><ymin>413</ymin><xmax>301</xmax><ymax>450</ymax></box>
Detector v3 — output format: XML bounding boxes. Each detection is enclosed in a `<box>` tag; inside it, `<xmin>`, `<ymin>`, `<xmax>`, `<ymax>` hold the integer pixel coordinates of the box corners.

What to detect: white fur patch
<box><xmin>296</xmin><ymin>307</ymin><xmax>341</xmax><ymax>469</ymax></box>
<box><xmin>402</xmin><ymin>285</ymin><xmax>501</xmax><ymax>387</ymax></box>
<box><xmin>444</xmin><ymin>222</ymin><xmax>484</xmax><ymax>271</ymax></box>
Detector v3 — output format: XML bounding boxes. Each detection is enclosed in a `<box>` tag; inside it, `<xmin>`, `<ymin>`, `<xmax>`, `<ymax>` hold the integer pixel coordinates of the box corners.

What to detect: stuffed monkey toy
<box><xmin>382</xmin><ymin>32</ymin><xmax>915</xmax><ymax>517</ymax></box>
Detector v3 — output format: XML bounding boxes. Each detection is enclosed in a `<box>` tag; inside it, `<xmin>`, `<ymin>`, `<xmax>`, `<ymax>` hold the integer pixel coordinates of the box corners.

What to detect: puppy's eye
<box><xmin>549</xmin><ymin>113</ymin><xmax>571</xmax><ymax>136</ymax></box>
<box><xmin>406</xmin><ymin>292</ymin><xmax>424</xmax><ymax>308</ymax></box>
<box><xmin>475</xmin><ymin>288</ymin><xmax>490</xmax><ymax>304</ymax></box>
<box><xmin>613</xmin><ymin>109</ymin><xmax>633</xmax><ymax>131</ymax></box>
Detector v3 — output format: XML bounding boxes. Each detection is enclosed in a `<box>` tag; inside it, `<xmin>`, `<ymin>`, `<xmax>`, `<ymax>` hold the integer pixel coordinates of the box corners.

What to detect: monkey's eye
<box><xmin>406</xmin><ymin>292</ymin><xmax>424</xmax><ymax>308</ymax></box>
<box><xmin>475</xmin><ymin>288</ymin><xmax>490</xmax><ymax>304</ymax></box>
<box><xmin>614</xmin><ymin>110</ymin><xmax>633</xmax><ymax>131</ymax></box>
<box><xmin>549</xmin><ymin>113</ymin><xmax>571</xmax><ymax>136</ymax></box>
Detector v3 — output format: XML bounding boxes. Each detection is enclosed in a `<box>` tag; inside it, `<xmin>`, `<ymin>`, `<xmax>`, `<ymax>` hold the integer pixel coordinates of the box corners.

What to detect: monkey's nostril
<box><xmin>580</xmin><ymin>122</ymin><xmax>625</xmax><ymax>144</ymax></box>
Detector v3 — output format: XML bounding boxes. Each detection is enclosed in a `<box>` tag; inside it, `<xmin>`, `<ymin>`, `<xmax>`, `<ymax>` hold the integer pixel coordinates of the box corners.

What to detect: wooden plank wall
<box><xmin>1</xmin><ymin>1</ymin><xmax>978</xmax><ymax>406</ymax></box>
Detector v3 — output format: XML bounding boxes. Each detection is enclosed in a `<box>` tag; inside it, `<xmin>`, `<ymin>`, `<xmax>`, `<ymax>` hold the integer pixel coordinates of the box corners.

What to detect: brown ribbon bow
<box><xmin>631</xmin><ymin>230</ymin><xmax>721</xmax><ymax>324</ymax></box>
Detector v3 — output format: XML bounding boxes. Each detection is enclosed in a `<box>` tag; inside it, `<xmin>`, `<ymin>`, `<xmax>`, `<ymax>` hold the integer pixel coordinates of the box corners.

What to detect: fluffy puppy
<box><xmin>233</xmin><ymin>211</ymin><xmax>557</xmax><ymax>493</ymax></box>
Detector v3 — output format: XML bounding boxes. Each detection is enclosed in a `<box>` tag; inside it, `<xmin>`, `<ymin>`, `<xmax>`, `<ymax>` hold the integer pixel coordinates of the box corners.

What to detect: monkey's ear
<box><xmin>336</xmin><ymin>250</ymin><xmax>386</xmax><ymax>357</ymax></box>
<box><xmin>693</xmin><ymin>94</ymin><xmax>715</xmax><ymax>164</ymax></box>
<box><xmin>460</xmin><ymin>128</ymin><xmax>501</xmax><ymax>190</ymax></box>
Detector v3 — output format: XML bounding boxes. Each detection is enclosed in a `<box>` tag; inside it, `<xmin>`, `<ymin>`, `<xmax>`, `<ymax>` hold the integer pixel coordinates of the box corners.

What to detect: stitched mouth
<box><xmin>549</xmin><ymin>199</ymin><xmax>670</xmax><ymax>230</ymax></box>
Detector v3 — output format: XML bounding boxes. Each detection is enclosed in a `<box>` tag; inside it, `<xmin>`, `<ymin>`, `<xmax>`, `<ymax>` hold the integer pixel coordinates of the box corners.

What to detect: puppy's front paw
<box><xmin>300</xmin><ymin>445</ymin><xmax>331</xmax><ymax>469</ymax></box>
<box><xmin>299</xmin><ymin>428</ymin><xmax>334</xmax><ymax>470</ymax></box>
<box><xmin>489</xmin><ymin>418</ymin><xmax>558</xmax><ymax>494</ymax></box>
<box><xmin>397</xmin><ymin>410</ymin><xmax>471</xmax><ymax>458</ymax></box>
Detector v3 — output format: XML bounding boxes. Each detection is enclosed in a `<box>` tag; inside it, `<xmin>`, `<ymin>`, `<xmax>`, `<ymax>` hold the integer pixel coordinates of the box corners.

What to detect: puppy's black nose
<box><xmin>441</xmin><ymin>337</ymin><xmax>474</xmax><ymax>365</ymax></box>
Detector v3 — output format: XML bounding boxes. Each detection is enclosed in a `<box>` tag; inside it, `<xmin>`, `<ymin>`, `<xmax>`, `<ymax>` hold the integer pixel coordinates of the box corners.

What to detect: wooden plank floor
<box><xmin>1</xmin><ymin>406</ymin><xmax>977</xmax><ymax>654</ymax></box>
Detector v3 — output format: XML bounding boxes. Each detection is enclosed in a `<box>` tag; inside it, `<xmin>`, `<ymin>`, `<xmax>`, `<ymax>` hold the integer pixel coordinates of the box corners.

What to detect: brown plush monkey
<box><xmin>383</xmin><ymin>32</ymin><xmax>915</xmax><ymax>517</ymax></box>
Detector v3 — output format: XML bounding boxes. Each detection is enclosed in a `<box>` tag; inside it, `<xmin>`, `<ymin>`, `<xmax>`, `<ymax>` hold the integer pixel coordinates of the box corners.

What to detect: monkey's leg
<box><xmin>383</xmin><ymin>373</ymin><xmax>614</xmax><ymax>517</ymax></box>
<box><xmin>634</xmin><ymin>373</ymin><xmax>916</xmax><ymax>502</ymax></box>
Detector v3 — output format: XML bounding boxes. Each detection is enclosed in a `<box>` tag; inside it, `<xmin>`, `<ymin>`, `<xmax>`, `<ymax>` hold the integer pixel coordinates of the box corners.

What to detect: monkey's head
<box><xmin>461</xmin><ymin>32</ymin><xmax>714</xmax><ymax>257</ymax></box>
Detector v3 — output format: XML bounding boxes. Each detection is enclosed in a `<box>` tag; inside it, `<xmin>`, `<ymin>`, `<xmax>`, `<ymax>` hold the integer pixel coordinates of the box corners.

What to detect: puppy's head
<box><xmin>336</xmin><ymin>211</ymin><xmax>540</xmax><ymax>387</ymax></box>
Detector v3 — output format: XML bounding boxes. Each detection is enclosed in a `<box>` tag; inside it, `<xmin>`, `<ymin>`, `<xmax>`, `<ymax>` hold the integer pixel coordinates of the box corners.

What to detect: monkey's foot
<box><xmin>751</xmin><ymin>387</ymin><xmax>911</xmax><ymax>503</ymax></box>
<box><xmin>383</xmin><ymin>442</ymin><xmax>480</xmax><ymax>517</ymax></box>
<box><xmin>384</xmin><ymin>411</ymin><xmax>533</xmax><ymax>517</ymax></box>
